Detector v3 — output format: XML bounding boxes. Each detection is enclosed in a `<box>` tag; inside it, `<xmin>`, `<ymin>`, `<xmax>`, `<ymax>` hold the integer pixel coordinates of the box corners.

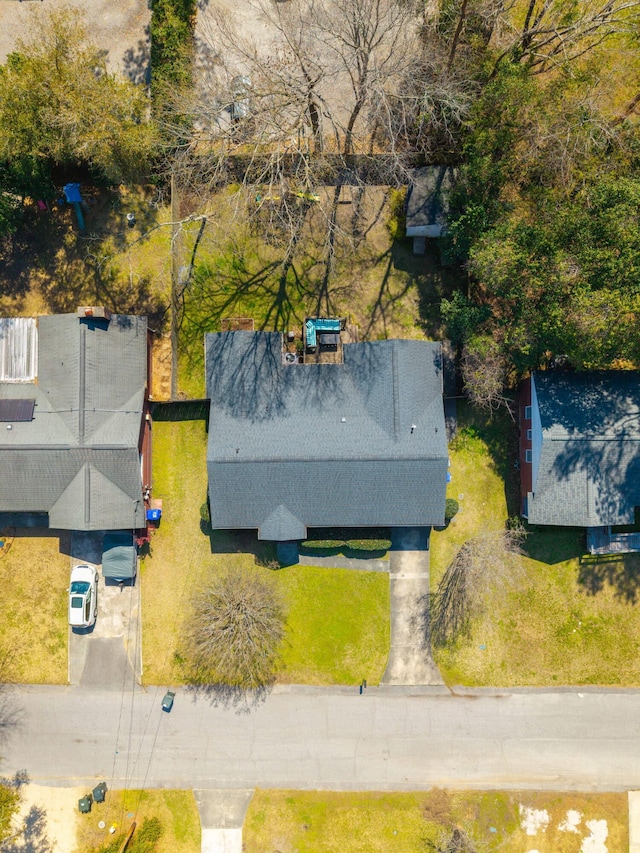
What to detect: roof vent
<box><xmin>77</xmin><ymin>306</ymin><xmax>111</xmax><ymax>321</ymax></box>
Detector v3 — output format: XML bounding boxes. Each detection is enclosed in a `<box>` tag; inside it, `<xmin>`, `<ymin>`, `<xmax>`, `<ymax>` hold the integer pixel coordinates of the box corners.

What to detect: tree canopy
<box><xmin>0</xmin><ymin>7</ymin><xmax>157</xmax><ymax>233</ymax></box>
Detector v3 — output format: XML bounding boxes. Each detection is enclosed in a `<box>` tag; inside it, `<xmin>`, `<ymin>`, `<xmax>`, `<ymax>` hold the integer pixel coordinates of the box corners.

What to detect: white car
<box><xmin>68</xmin><ymin>564</ymin><xmax>98</xmax><ymax>628</ymax></box>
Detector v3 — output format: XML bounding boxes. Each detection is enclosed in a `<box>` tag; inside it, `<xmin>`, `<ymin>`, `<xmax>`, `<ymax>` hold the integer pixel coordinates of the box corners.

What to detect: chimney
<box><xmin>77</xmin><ymin>306</ymin><xmax>111</xmax><ymax>321</ymax></box>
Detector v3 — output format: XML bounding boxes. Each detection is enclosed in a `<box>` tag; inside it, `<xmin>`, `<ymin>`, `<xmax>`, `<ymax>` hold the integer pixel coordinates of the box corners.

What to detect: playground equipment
<box><xmin>63</xmin><ymin>183</ymin><xmax>85</xmax><ymax>231</ymax></box>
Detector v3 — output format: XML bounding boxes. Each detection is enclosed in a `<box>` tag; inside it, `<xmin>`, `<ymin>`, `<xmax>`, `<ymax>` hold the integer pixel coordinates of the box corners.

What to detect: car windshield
<box><xmin>70</xmin><ymin>595</ymin><xmax>85</xmax><ymax>609</ymax></box>
<box><xmin>70</xmin><ymin>580</ymin><xmax>90</xmax><ymax>594</ymax></box>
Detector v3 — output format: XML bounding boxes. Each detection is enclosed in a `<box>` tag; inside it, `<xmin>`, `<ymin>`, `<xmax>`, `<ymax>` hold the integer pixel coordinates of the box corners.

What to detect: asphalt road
<box><xmin>4</xmin><ymin>685</ymin><xmax>640</xmax><ymax>792</ymax></box>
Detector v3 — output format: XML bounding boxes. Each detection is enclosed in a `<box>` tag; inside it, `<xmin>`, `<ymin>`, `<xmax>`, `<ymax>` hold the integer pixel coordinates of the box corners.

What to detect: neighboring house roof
<box><xmin>405</xmin><ymin>166</ymin><xmax>456</xmax><ymax>238</ymax></box>
<box><xmin>205</xmin><ymin>331</ymin><xmax>448</xmax><ymax>541</ymax></box>
<box><xmin>527</xmin><ymin>371</ymin><xmax>640</xmax><ymax>527</ymax></box>
<box><xmin>0</xmin><ymin>313</ymin><xmax>148</xmax><ymax>530</ymax></box>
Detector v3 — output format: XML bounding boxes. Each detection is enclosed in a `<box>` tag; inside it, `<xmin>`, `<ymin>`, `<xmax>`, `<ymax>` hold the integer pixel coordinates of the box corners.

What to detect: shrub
<box><xmin>183</xmin><ymin>570</ymin><xmax>286</xmax><ymax>689</ymax></box>
<box><xmin>445</xmin><ymin>498</ymin><xmax>459</xmax><ymax>521</ymax></box>
<box><xmin>199</xmin><ymin>500</ymin><xmax>210</xmax><ymax>525</ymax></box>
<box><xmin>387</xmin><ymin>187</ymin><xmax>407</xmax><ymax>239</ymax></box>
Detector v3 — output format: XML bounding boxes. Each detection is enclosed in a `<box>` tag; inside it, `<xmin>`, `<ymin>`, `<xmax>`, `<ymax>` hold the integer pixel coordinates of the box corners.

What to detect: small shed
<box><xmin>102</xmin><ymin>532</ymin><xmax>137</xmax><ymax>581</ymax></box>
<box><xmin>405</xmin><ymin>166</ymin><xmax>457</xmax><ymax>254</ymax></box>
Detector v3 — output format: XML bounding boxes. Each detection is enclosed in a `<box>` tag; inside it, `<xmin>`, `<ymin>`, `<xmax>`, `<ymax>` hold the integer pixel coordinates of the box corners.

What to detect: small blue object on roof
<box><xmin>63</xmin><ymin>183</ymin><xmax>82</xmax><ymax>203</ymax></box>
<box><xmin>146</xmin><ymin>508</ymin><xmax>162</xmax><ymax>522</ymax></box>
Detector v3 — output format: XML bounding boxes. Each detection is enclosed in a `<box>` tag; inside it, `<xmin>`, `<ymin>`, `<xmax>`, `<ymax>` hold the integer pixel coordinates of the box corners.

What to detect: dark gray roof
<box><xmin>0</xmin><ymin>314</ymin><xmax>147</xmax><ymax>530</ymax></box>
<box><xmin>527</xmin><ymin>371</ymin><xmax>640</xmax><ymax>527</ymax></box>
<box><xmin>205</xmin><ymin>332</ymin><xmax>448</xmax><ymax>540</ymax></box>
<box><xmin>405</xmin><ymin>166</ymin><xmax>456</xmax><ymax>236</ymax></box>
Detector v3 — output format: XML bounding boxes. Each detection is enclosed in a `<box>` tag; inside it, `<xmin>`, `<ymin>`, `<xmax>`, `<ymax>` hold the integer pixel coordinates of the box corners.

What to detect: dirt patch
<box><xmin>151</xmin><ymin>333</ymin><xmax>173</xmax><ymax>402</ymax></box>
<box><xmin>18</xmin><ymin>785</ymin><xmax>84</xmax><ymax>853</ymax></box>
<box><xmin>0</xmin><ymin>0</ymin><xmax>150</xmax><ymax>80</ymax></box>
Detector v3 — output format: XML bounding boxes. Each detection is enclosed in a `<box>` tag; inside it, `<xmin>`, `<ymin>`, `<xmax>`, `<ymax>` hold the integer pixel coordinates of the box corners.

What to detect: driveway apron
<box><xmin>382</xmin><ymin>527</ymin><xmax>444</xmax><ymax>686</ymax></box>
<box><xmin>194</xmin><ymin>789</ymin><xmax>254</xmax><ymax>853</ymax></box>
<box><xmin>68</xmin><ymin>532</ymin><xmax>141</xmax><ymax>689</ymax></box>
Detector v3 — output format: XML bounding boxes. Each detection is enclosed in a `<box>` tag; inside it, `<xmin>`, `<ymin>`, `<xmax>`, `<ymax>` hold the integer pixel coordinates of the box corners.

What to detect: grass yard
<box><xmin>0</xmin><ymin>531</ymin><xmax>69</xmax><ymax>683</ymax></box>
<box><xmin>0</xmin><ymin>186</ymin><xmax>170</xmax><ymax>323</ymax></box>
<box><xmin>432</xmin><ymin>403</ymin><xmax>640</xmax><ymax>687</ymax></box>
<box><xmin>244</xmin><ymin>789</ymin><xmax>627</xmax><ymax>852</ymax></box>
<box><xmin>176</xmin><ymin>185</ymin><xmax>460</xmax><ymax>394</ymax></box>
<box><xmin>142</xmin><ymin>421</ymin><xmax>390</xmax><ymax>686</ymax></box>
<box><xmin>277</xmin><ymin>564</ymin><xmax>389</xmax><ymax>685</ymax></box>
<box><xmin>74</xmin><ymin>789</ymin><xmax>200</xmax><ymax>853</ymax></box>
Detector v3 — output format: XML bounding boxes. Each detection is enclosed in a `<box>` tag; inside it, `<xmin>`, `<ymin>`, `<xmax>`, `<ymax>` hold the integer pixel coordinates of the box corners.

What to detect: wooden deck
<box><xmin>587</xmin><ymin>527</ymin><xmax>640</xmax><ymax>555</ymax></box>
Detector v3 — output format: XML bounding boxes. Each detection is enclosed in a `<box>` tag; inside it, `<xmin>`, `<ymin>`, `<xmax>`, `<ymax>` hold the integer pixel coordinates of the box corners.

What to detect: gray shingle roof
<box><xmin>0</xmin><ymin>314</ymin><xmax>147</xmax><ymax>530</ymax></box>
<box><xmin>205</xmin><ymin>332</ymin><xmax>448</xmax><ymax>540</ymax></box>
<box><xmin>405</xmin><ymin>166</ymin><xmax>457</xmax><ymax>236</ymax></box>
<box><xmin>527</xmin><ymin>371</ymin><xmax>640</xmax><ymax>527</ymax></box>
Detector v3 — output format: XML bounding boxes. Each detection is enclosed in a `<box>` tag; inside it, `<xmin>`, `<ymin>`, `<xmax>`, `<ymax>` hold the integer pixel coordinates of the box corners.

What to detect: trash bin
<box><xmin>146</xmin><ymin>508</ymin><xmax>162</xmax><ymax>523</ymax></box>
<box><xmin>93</xmin><ymin>782</ymin><xmax>107</xmax><ymax>803</ymax></box>
<box><xmin>78</xmin><ymin>795</ymin><xmax>92</xmax><ymax>814</ymax></box>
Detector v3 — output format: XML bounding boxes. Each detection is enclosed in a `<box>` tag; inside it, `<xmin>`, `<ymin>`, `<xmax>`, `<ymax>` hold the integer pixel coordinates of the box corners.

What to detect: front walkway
<box><xmin>382</xmin><ymin>527</ymin><xmax>445</xmax><ymax>687</ymax></box>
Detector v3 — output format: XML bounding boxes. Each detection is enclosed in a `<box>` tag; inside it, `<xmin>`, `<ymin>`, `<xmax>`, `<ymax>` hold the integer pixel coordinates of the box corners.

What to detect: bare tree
<box><xmin>431</xmin><ymin>526</ymin><xmax>525</xmax><ymax>647</ymax></box>
<box><xmin>460</xmin><ymin>336</ymin><xmax>511</xmax><ymax>415</ymax></box>
<box><xmin>183</xmin><ymin>570</ymin><xmax>286</xmax><ymax>689</ymax></box>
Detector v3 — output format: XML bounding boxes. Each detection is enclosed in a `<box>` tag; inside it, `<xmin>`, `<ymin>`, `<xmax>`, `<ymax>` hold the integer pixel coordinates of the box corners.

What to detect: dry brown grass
<box><xmin>74</xmin><ymin>789</ymin><xmax>200</xmax><ymax>853</ymax></box>
<box><xmin>0</xmin><ymin>530</ymin><xmax>69</xmax><ymax>683</ymax></box>
<box><xmin>244</xmin><ymin>789</ymin><xmax>627</xmax><ymax>852</ymax></box>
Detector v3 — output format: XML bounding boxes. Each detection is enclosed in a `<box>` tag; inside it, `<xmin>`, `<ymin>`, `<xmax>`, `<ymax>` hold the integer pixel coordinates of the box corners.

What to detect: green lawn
<box><xmin>432</xmin><ymin>403</ymin><xmax>640</xmax><ymax>686</ymax></box>
<box><xmin>0</xmin><ymin>532</ymin><xmax>69</xmax><ymax>683</ymax></box>
<box><xmin>176</xmin><ymin>186</ymin><xmax>459</xmax><ymax>395</ymax></box>
<box><xmin>244</xmin><ymin>789</ymin><xmax>627</xmax><ymax>853</ymax></box>
<box><xmin>142</xmin><ymin>421</ymin><xmax>390</xmax><ymax>686</ymax></box>
<box><xmin>74</xmin><ymin>789</ymin><xmax>200</xmax><ymax>853</ymax></box>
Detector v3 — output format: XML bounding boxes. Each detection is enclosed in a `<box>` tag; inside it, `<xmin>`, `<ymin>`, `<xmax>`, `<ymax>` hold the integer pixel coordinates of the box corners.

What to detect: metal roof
<box><xmin>0</xmin><ymin>317</ymin><xmax>38</xmax><ymax>381</ymax></box>
<box><xmin>205</xmin><ymin>332</ymin><xmax>448</xmax><ymax>540</ymax></box>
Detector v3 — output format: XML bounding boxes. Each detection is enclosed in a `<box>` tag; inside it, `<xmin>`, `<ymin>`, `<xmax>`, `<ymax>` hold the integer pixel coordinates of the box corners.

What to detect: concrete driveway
<box><xmin>382</xmin><ymin>527</ymin><xmax>444</xmax><ymax>686</ymax></box>
<box><xmin>68</xmin><ymin>532</ymin><xmax>141</xmax><ymax>689</ymax></box>
<box><xmin>195</xmin><ymin>789</ymin><xmax>254</xmax><ymax>853</ymax></box>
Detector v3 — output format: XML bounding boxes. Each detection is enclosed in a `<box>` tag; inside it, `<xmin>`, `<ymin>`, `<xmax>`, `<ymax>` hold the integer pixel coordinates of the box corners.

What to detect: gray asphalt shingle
<box><xmin>206</xmin><ymin>332</ymin><xmax>448</xmax><ymax>541</ymax></box>
<box><xmin>0</xmin><ymin>314</ymin><xmax>147</xmax><ymax>530</ymax></box>
<box><xmin>527</xmin><ymin>371</ymin><xmax>640</xmax><ymax>527</ymax></box>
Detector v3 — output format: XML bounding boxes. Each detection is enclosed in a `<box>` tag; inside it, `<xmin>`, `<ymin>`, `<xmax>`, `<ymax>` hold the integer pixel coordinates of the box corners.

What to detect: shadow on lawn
<box><xmin>390</xmin><ymin>235</ymin><xmax>462</xmax><ymax>339</ymax></box>
<box><xmin>524</xmin><ymin>526</ymin><xmax>584</xmax><ymax>565</ymax></box>
<box><xmin>0</xmin><ymin>184</ymin><xmax>166</xmax><ymax>323</ymax></box>
<box><xmin>206</xmin><ymin>527</ymin><xmax>279</xmax><ymax>567</ymax></box>
<box><xmin>452</xmin><ymin>404</ymin><xmax>521</xmax><ymax>520</ymax></box>
<box><xmin>578</xmin><ymin>552</ymin><xmax>640</xmax><ymax>604</ymax></box>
